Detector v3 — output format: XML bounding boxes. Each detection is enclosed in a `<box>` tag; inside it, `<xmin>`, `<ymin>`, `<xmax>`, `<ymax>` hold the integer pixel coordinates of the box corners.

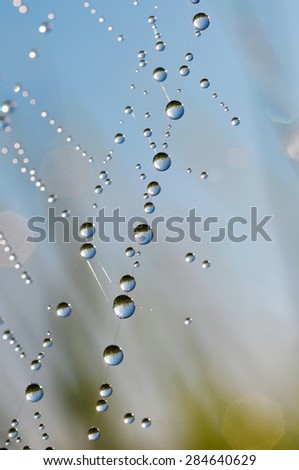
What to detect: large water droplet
<box><xmin>113</xmin><ymin>295</ymin><xmax>135</xmax><ymax>319</ymax></box>
<box><xmin>99</xmin><ymin>383</ymin><xmax>113</xmax><ymax>397</ymax></box>
<box><xmin>153</xmin><ymin>152</ymin><xmax>171</xmax><ymax>171</ymax></box>
<box><xmin>56</xmin><ymin>302</ymin><xmax>72</xmax><ymax>318</ymax></box>
<box><xmin>8</xmin><ymin>428</ymin><xmax>18</xmax><ymax>438</ymax></box>
<box><xmin>87</xmin><ymin>427</ymin><xmax>100</xmax><ymax>441</ymax></box>
<box><xmin>31</xmin><ymin>360</ymin><xmax>41</xmax><ymax>371</ymax></box>
<box><xmin>133</xmin><ymin>224</ymin><xmax>154</xmax><ymax>245</ymax></box>
<box><xmin>193</xmin><ymin>13</ymin><xmax>210</xmax><ymax>31</ymax></box>
<box><xmin>103</xmin><ymin>345</ymin><xmax>124</xmax><ymax>366</ymax></box>
<box><xmin>80</xmin><ymin>243</ymin><xmax>96</xmax><ymax>259</ymax></box>
<box><xmin>165</xmin><ymin>100</ymin><xmax>184</xmax><ymax>120</ymax></box>
<box><xmin>153</xmin><ymin>67</ymin><xmax>167</xmax><ymax>82</ymax></box>
<box><xmin>147</xmin><ymin>181</ymin><xmax>161</xmax><ymax>196</ymax></box>
<box><xmin>80</xmin><ymin>222</ymin><xmax>95</xmax><ymax>239</ymax></box>
<box><xmin>120</xmin><ymin>275</ymin><xmax>136</xmax><ymax>292</ymax></box>
<box><xmin>124</xmin><ymin>413</ymin><xmax>135</xmax><ymax>424</ymax></box>
<box><xmin>179</xmin><ymin>65</ymin><xmax>190</xmax><ymax>76</ymax></box>
<box><xmin>144</xmin><ymin>202</ymin><xmax>155</xmax><ymax>214</ymax></box>
<box><xmin>25</xmin><ymin>384</ymin><xmax>44</xmax><ymax>403</ymax></box>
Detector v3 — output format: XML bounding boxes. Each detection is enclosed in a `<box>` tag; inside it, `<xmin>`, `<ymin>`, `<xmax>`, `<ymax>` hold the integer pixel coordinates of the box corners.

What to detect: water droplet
<box><xmin>231</xmin><ymin>117</ymin><xmax>240</xmax><ymax>126</ymax></box>
<box><xmin>8</xmin><ymin>428</ymin><xmax>18</xmax><ymax>438</ymax></box>
<box><xmin>141</xmin><ymin>418</ymin><xmax>151</xmax><ymax>428</ymax></box>
<box><xmin>11</xmin><ymin>419</ymin><xmax>19</xmax><ymax>427</ymax></box>
<box><xmin>28</xmin><ymin>49</ymin><xmax>38</xmax><ymax>59</ymax></box>
<box><xmin>25</xmin><ymin>384</ymin><xmax>44</xmax><ymax>403</ymax></box>
<box><xmin>37</xmin><ymin>352</ymin><xmax>45</xmax><ymax>360</ymax></box>
<box><xmin>179</xmin><ymin>65</ymin><xmax>190</xmax><ymax>76</ymax></box>
<box><xmin>43</xmin><ymin>338</ymin><xmax>53</xmax><ymax>348</ymax></box>
<box><xmin>87</xmin><ymin>427</ymin><xmax>100</xmax><ymax>441</ymax></box>
<box><xmin>34</xmin><ymin>412</ymin><xmax>41</xmax><ymax>419</ymax></box>
<box><xmin>134</xmin><ymin>261</ymin><xmax>140</xmax><ymax>268</ymax></box>
<box><xmin>99</xmin><ymin>171</ymin><xmax>108</xmax><ymax>180</ymax></box>
<box><xmin>140</xmin><ymin>173</ymin><xmax>146</xmax><ymax>180</ymax></box>
<box><xmin>31</xmin><ymin>360</ymin><xmax>41</xmax><ymax>371</ymax></box>
<box><xmin>147</xmin><ymin>181</ymin><xmax>161</xmax><ymax>196</ymax></box>
<box><xmin>185</xmin><ymin>52</ymin><xmax>194</xmax><ymax>61</ymax></box>
<box><xmin>184</xmin><ymin>317</ymin><xmax>192</xmax><ymax>325</ymax></box>
<box><xmin>144</xmin><ymin>111</ymin><xmax>151</xmax><ymax>118</ymax></box>
<box><xmin>149</xmin><ymin>142</ymin><xmax>156</xmax><ymax>149</ymax></box>
<box><xmin>2</xmin><ymin>330</ymin><xmax>13</xmax><ymax>340</ymax></box>
<box><xmin>224</xmin><ymin>106</ymin><xmax>229</xmax><ymax>112</ymax></box>
<box><xmin>80</xmin><ymin>222</ymin><xmax>96</xmax><ymax>239</ymax></box>
<box><xmin>80</xmin><ymin>243</ymin><xmax>96</xmax><ymax>259</ymax></box>
<box><xmin>143</xmin><ymin>128</ymin><xmax>152</xmax><ymax>138</ymax></box>
<box><xmin>144</xmin><ymin>202</ymin><xmax>155</xmax><ymax>214</ymax></box>
<box><xmin>200</xmin><ymin>171</ymin><xmax>208</xmax><ymax>179</ymax></box>
<box><xmin>124</xmin><ymin>106</ymin><xmax>133</xmax><ymax>115</ymax></box>
<box><xmin>139</xmin><ymin>59</ymin><xmax>147</xmax><ymax>68</ymax></box>
<box><xmin>48</xmin><ymin>194</ymin><xmax>57</xmax><ymax>203</ymax></box>
<box><xmin>190</xmin><ymin>0</ymin><xmax>200</xmax><ymax>3</ymax></box>
<box><xmin>200</xmin><ymin>78</ymin><xmax>210</xmax><ymax>89</ymax></box>
<box><xmin>193</xmin><ymin>13</ymin><xmax>210</xmax><ymax>31</ymax></box>
<box><xmin>137</xmin><ymin>50</ymin><xmax>146</xmax><ymax>59</ymax></box>
<box><xmin>125</xmin><ymin>247</ymin><xmax>135</xmax><ymax>257</ymax></box>
<box><xmin>42</xmin><ymin>433</ymin><xmax>49</xmax><ymax>440</ymax></box>
<box><xmin>114</xmin><ymin>133</ymin><xmax>125</xmax><ymax>144</ymax></box>
<box><xmin>38</xmin><ymin>22</ymin><xmax>51</xmax><ymax>34</ymax></box>
<box><xmin>185</xmin><ymin>253</ymin><xmax>196</xmax><ymax>263</ymax></box>
<box><xmin>120</xmin><ymin>275</ymin><xmax>136</xmax><ymax>292</ymax></box>
<box><xmin>117</xmin><ymin>35</ymin><xmax>124</xmax><ymax>42</ymax></box>
<box><xmin>99</xmin><ymin>383</ymin><xmax>113</xmax><ymax>397</ymax></box>
<box><xmin>124</xmin><ymin>413</ymin><xmax>135</xmax><ymax>424</ymax></box>
<box><xmin>113</xmin><ymin>295</ymin><xmax>135</xmax><ymax>319</ymax></box>
<box><xmin>153</xmin><ymin>67</ymin><xmax>167</xmax><ymax>82</ymax></box>
<box><xmin>61</xmin><ymin>210</ymin><xmax>70</xmax><ymax>218</ymax></box>
<box><xmin>148</xmin><ymin>15</ymin><xmax>156</xmax><ymax>24</ymax></box>
<box><xmin>202</xmin><ymin>260</ymin><xmax>211</xmax><ymax>268</ymax></box>
<box><xmin>212</xmin><ymin>92</ymin><xmax>217</xmax><ymax>98</ymax></box>
<box><xmin>136</xmin><ymin>163</ymin><xmax>142</xmax><ymax>170</ymax></box>
<box><xmin>187</xmin><ymin>168</ymin><xmax>192</xmax><ymax>173</ymax></box>
<box><xmin>56</xmin><ymin>302</ymin><xmax>72</xmax><ymax>318</ymax></box>
<box><xmin>153</xmin><ymin>152</ymin><xmax>171</xmax><ymax>171</ymax></box>
<box><xmin>165</xmin><ymin>100</ymin><xmax>184</xmax><ymax>120</ymax></box>
<box><xmin>104</xmin><ymin>178</ymin><xmax>112</xmax><ymax>186</ymax></box>
<box><xmin>96</xmin><ymin>399</ymin><xmax>108</xmax><ymax>412</ymax></box>
<box><xmin>155</xmin><ymin>41</ymin><xmax>166</xmax><ymax>51</ymax></box>
<box><xmin>133</xmin><ymin>224</ymin><xmax>154</xmax><ymax>245</ymax></box>
<box><xmin>103</xmin><ymin>345</ymin><xmax>124</xmax><ymax>366</ymax></box>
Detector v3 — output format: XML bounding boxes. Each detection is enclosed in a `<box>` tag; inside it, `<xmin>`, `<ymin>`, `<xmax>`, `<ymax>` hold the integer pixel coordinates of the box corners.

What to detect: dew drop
<box><xmin>31</xmin><ymin>360</ymin><xmax>41</xmax><ymax>371</ymax></box>
<box><xmin>148</xmin><ymin>15</ymin><xmax>156</xmax><ymax>24</ymax></box>
<box><xmin>113</xmin><ymin>295</ymin><xmax>135</xmax><ymax>319</ymax></box>
<box><xmin>193</xmin><ymin>13</ymin><xmax>210</xmax><ymax>31</ymax></box>
<box><xmin>153</xmin><ymin>152</ymin><xmax>171</xmax><ymax>171</ymax></box>
<box><xmin>80</xmin><ymin>243</ymin><xmax>96</xmax><ymax>259</ymax></box>
<box><xmin>28</xmin><ymin>49</ymin><xmax>38</xmax><ymax>59</ymax></box>
<box><xmin>80</xmin><ymin>222</ymin><xmax>96</xmax><ymax>239</ymax></box>
<box><xmin>99</xmin><ymin>171</ymin><xmax>108</xmax><ymax>180</ymax></box>
<box><xmin>143</xmin><ymin>128</ymin><xmax>152</xmax><ymax>138</ymax></box>
<box><xmin>43</xmin><ymin>338</ymin><xmax>53</xmax><ymax>348</ymax></box>
<box><xmin>185</xmin><ymin>252</ymin><xmax>196</xmax><ymax>263</ymax></box>
<box><xmin>133</xmin><ymin>224</ymin><xmax>154</xmax><ymax>245</ymax></box>
<box><xmin>117</xmin><ymin>35</ymin><xmax>124</xmax><ymax>42</ymax></box>
<box><xmin>184</xmin><ymin>317</ymin><xmax>192</xmax><ymax>325</ymax></box>
<box><xmin>56</xmin><ymin>302</ymin><xmax>72</xmax><ymax>318</ymax></box>
<box><xmin>134</xmin><ymin>261</ymin><xmax>140</xmax><ymax>268</ymax></box>
<box><xmin>124</xmin><ymin>413</ymin><xmax>135</xmax><ymax>424</ymax></box>
<box><xmin>231</xmin><ymin>117</ymin><xmax>240</xmax><ymax>126</ymax></box>
<box><xmin>202</xmin><ymin>260</ymin><xmax>211</xmax><ymax>268</ymax></box>
<box><xmin>47</xmin><ymin>194</ymin><xmax>57</xmax><ymax>203</ymax></box>
<box><xmin>120</xmin><ymin>275</ymin><xmax>136</xmax><ymax>292</ymax></box>
<box><xmin>147</xmin><ymin>181</ymin><xmax>161</xmax><ymax>196</ymax></box>
<box><xmin>165</xmin><ymin>100</ymin><xmax>184</xmax><ymax>120</ymax></box>
<box><xmin>155</xmin><ymin>41</ymin><xmax>165</xmax><ymax>51</ymax></box>
<box><xmin>96</xmin><ymin>399</ymin><xmax>108</xmax><ymax>412</ymax></box>
<box><xmin>153</xmin><ymin>67</ymin><xmax>167</xmax><ymax>82</ymax></box>
<box><xmin>125</xmin><ymin>247</ymin><xmax>135</xmax><ymax>257</ymax></box>
<box><xmin>11</xmin><ymin>419</ymin><xmax>19</xmax><ymax>427</ymax></box>
<box><xmin>114</xmin><ymin>133</ymin><xmax>125</xmax><ymax>144</ymax></box>
<box><xmin>200</xmin><ymin>171</ymin><xmax>208</xmax><ymax>179</ymax></box>
<box><xmin>144</xmin><ymin>202</ymin><xmax>155</xmax><ymax>214</ymax></box>
<box><xmin>179</xmin><ymin>65</ymin><xmax>190</xmax><ymax>76</ymax></box>
<box><xmin>99</xmin><ymin>383</ymin><xmax>113</xmax><ymax>397</ymax></box>
<box><xmin>103</xmin><ymin>345</ymin><xmax>124</xmax><ymax>366</ymax></box>
<box><xmin>25</xmin><ymin>384</ymin><xmax>44</xmax><ymax>403</ymax></box>
<box><xmin>200</xmin><ymin>78</ymin><xmax>210</xmax><ymax>89</ymax></box>
<box><xmin>34</xmin><ymin>412</ymin><xmax>41</xmax><ymax>419</ymax></box>
<box><xmin>87</xmin><ymin>427</ymin><xmax>100</xmax><ymax>441</ymax></box>
<box><xmin>141</xmin><ymin>418</ymin><xmax>151</xmax><ymax>428</ymax></box>
<box><xmin>8</xmin><ymin>428</ymin><xmax>18</xmax><ymax>438</ymax></box>
<box><xmin>187</xmin><ymin>168</ymin><xmax>192</xmax><ymax>174</ymax></box>
<box><xmin>137</xmin><ymin>50</ymin><xmax>146</xmax><ymax>59</ymax></box>
<box><xmin>124</xmin><ymin>106</ymin><xmax>133</xmax><ymax>115</ymax></box>
<box><xmin>185</xmin><ymin>52</ymin><xmax>194</xmax><ymax>61</ymax></box>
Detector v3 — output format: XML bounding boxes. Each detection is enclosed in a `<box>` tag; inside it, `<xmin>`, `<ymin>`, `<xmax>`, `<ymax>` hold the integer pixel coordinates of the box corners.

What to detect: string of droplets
<box><xmin>82</xmin><ymin>1</ymin><xmax>124</xmax><ymax>42</ymax></box>
<box><xmin>0</xmin><ymin>231</ymin><xmax>33</xmax><ymax>285</ymax></box>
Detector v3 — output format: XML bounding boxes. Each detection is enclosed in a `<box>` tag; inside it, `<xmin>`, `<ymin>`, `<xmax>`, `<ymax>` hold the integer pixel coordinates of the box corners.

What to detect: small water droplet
<box><xmin>8</xmin><ymin>428</ymin><xmax>18</xmax><ymax>438</ymax></box>
<box><xmin>187</xmin><ymin>168</ymin><xmax>192</xmax><ymax>173</ymax></box>
<box><xmin>193</xmin><ymin>13</ymin><xmax>210</xmax><ymax>31</ymax></box>
<box><xmin>231</xmin><ymin>117</ymin><xmax>240</xmax><ymax>126</ymax></box>
<box><xmin>147</xmin><ymin>181</ymin><xmax>161</xmax><ymax>196</ymax></box>
<box><xmin>47</xmin><ymin>194</ymin><xmax>57</xmax><ymax>203</ymax></box>
<box><xmin>28</xmin><ymin>49</ymin><xmax>38</xmax><ymax>59</ymax></box>
<box><xmin>113</xmin><ymin>295</ymin><xmax>135</xmax><ymax>319</ymax></box>
<box><xmin>25</xmin><ymin>384</ymin><xmax>44</xmax><ymax>403</ymax></box>
<box><xmin>165</xmin><ymin>100</ymin><xmax>184</xmax><ymax>120</ymax></box>
<box><xmin>148</xmin><ymin>15</ymin><xmax>156</xmax><ymax>24</ymax></box>
<box><xmin>133</xmin><ymin>224</ymin><xmax>154</xmax><ymax>245</ymax></box>
<box><xmin>114</xmin><ymin>133</ymin><xmax>125</xmax><ymax>144</ymax></box>
<box><xmin>31</xmin><ymin>360</ymin><xmax>41</xmax><ymax>371</ymax></box>
<box><xmin>200</xmin><ymin>78</ymin><xmax>210</xmax><ymax>89</ymax></box>
<box><xmin>87</xmin><ymin>427</ymin><xmax>100</xmax><ymax>441</ymax></box>
<box><xmin>184</xmin><ymin>317</ymin><xmax>192</xmax><ymax>325</ymax></box>
<box><xmin>80</xmin><ymin>243</ymin><xmax>96</xmax><ymax>259</ymax></box>
<box><xmin>185</xmin><ymin>253</ymin><xmax>196</xmax><ymax>263</ymax></box>
<box><xmin>137</xmin><ymin>50</ymin><xmax>146</xmax><ymax>59</ymax></box>
<box><xmin>202</xmin><ymin>260</ymin><xmax>211</xmax><ymax>268</ymax></box>
<box><xmin>120</xmin><ymin>275</ymin><xmax>136</xmax><ymax>292</ymax></box>
<box><xmin>143</xmin><ymin>128</ymin><xmax>152</xmax><ymax>138</ymax></box>
<box><xmin>144</xmin><ymin>202</ymin><xmax>155</xmax><ymax>214</ymax></box>
<box><xmin>117</xmin><ymin>34</ymin><xmax>124</xmax><ymax>42</ymax></box>
<box><xmin>185</xmin><ymin>52</ymin><xmax>194</xmax><ymax>61</ymax></box>
<box><xmin>153</xmin><ymin>152</ymin><xmax>171</xmax><ymax>171</ymax></box>
<box><xmin>153</xmin><ymin>67</ymin><xmax>167</xmax><ymax>82</ymax></box>
<box><xmin>125</xmin><ymin>247</ymin><xmax>135</xmax><ymax>257</ymax></box>
<box><xmin>179</xmin><ymin>65</ymin><xmax>190</xmax><ymax>76</ymax></box>
<box><xmin>124</xmin><ymin>413</ymin><xmax>135</xmax><ymax>424</ymax></box>
<box><xmin>141</xmin><ymin>418</ymin><xmax>151</xmax><ymax>428</ymax></box>
<box><xmin>99</xmin><ymin>171</ymin><xmax>108</xmax><ymax>180</ymax></box>
<box><xmin>134</xmin><ymin>261</ymin><xmax>140</xmax><ymax>268</ymax></box>
<box><xmin>99</xmin><ymin>383</ymin><xmax>113</xmax><ymax>397</ymax></box>
<box><xmin>56</xmin><ymin>302</ymin><xmax>72</xmax><ymax>318</ymax></box>
<box><xmin>80</xmin><ymin>222</ymin><xmax>96</xmax><ymax>239</ymax></box>
<box><xmin>96</xmin><ymin>399</ymin><xmax>109</xmax><ymax>412</ymax></box>
<box><xmin>43</xmin><ymin>338</ymin><xmax>53</xmax><ymax>348</ymax></box>
<box><xmin>34</xmin><ymin>412</ymin><xmax>41</xmax><ymax>419</ymax></box>
<box><xmin>200</xmin><ymin>171</ymin><xmax>208</xmax><ymax>179</ymax></box>
<box><xmin>103</xmin><ymin>345</ymin><xmax>124</xmax><ymax>366</ymax></box>
<box><xmin>124</xmin><ymin>106</ymin><xmax>133</xmax><ymax>115</ymax></box>
<box><xmin>155</xmin><ymin>41</ymin><xmax>166</xmax><ymax>51</ymax></box>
